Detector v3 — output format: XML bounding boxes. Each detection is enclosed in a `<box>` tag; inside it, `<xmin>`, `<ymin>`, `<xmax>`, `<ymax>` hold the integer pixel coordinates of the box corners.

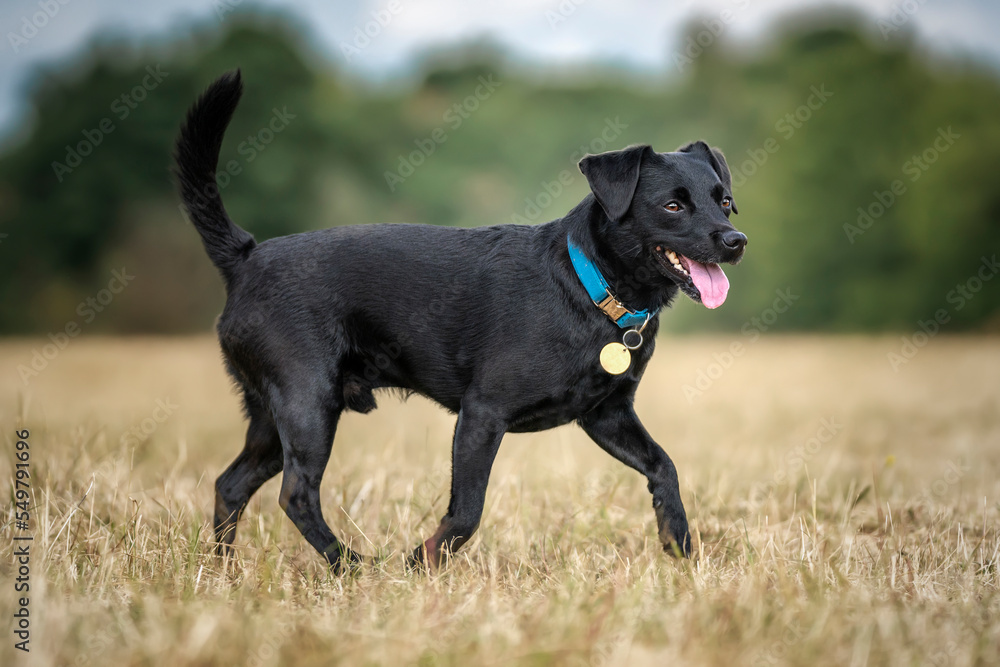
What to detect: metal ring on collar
<box><xmin>622</xmin><ymin>329</ymin><xmax>643</xmax><ymax>350</ymax></box>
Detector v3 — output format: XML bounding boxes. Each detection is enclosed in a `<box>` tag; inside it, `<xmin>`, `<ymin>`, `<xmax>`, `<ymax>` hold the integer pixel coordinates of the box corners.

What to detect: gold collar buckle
<box><xmin>595</xmin><ymin>292</ymin><xmax>633</xmax><ymax>322</ymax></box>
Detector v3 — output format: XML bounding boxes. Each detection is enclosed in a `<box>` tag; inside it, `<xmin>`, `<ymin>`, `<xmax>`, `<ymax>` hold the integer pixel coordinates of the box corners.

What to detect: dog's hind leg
<box><xmin>409</xmin><ymin>399</ymin><xmax>505</xmax><ymax>570</ymax></box>
<box><xmin>273</xmin><ymin>386</ymin><xmax>364</xmax><ymax>574</ymax></box>
<box><xmin>214</xmin><ymin>395</ymin><xmax>283</xmax><ymax>556</ymax></box>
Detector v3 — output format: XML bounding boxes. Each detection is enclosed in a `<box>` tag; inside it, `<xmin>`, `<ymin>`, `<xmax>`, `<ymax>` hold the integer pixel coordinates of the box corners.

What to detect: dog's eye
<box><xmin>664</xmin><ymin>201</ymin><xmax>682</xmax><ymax>212</ymax></box>
<box><xmin>722</xmin><ymin>197</ymin><xmax>733</xmax><ymax>209</ymax></box>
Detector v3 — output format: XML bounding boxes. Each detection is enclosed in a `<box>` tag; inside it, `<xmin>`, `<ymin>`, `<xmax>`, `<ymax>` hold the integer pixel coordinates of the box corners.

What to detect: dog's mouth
<box><xmin>652</xmin><ymin>245</ymin><xmax>730</xmax><ymax>309</ymax></box>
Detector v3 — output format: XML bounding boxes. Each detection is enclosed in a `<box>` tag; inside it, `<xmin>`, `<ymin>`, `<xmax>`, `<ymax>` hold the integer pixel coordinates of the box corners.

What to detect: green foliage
<box><xmin>1</xmin><ymin>9</ymin><xmax>998</xmax><ymax>333</ymax></box>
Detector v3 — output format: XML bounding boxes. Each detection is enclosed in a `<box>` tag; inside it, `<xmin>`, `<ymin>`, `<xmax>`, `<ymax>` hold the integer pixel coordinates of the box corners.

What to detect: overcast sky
<box><xmin>2</xmin><ymin>0</ymin><xmax>998</xmax><ymax>141</ymax></box>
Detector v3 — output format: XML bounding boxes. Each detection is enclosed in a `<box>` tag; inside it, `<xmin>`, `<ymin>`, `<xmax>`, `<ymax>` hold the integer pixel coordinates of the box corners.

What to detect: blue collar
<box><xmin>567</xmin><ymin>235</ymin><xmax>658</xmax><ymax>328</ymax></box>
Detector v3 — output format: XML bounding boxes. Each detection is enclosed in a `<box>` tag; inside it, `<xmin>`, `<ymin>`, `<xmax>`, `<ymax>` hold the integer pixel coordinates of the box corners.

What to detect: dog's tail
<box><xmin>173</xmin><ymin>69</ymin><xmax>256</xmax><ymax>288</ymax></box>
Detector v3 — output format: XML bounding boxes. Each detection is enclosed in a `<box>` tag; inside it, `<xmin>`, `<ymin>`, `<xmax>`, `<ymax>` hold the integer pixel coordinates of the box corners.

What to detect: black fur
<box><xmin>174</xmin><ymin>71</ymin><xmax>747</xmax><ymax>571</ymax></box>
<box><xmin>173</xmin><ymin>70</ymin><xmax>256</xmax><ymax>288</ymax></box>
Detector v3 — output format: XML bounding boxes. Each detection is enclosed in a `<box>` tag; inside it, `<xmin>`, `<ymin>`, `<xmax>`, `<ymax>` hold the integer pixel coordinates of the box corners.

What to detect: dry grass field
<box><xmin>1</xmin><ymin>334</ymin><xmax>998</xmax><ymax>666</ymax></box>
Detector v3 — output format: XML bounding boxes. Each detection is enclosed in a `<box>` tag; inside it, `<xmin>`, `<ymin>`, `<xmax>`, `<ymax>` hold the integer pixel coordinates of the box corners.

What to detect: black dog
<box><xmin>174</xmin><ymin>71</ymin><xmax>746</xmax><ymax>571</ymax></box>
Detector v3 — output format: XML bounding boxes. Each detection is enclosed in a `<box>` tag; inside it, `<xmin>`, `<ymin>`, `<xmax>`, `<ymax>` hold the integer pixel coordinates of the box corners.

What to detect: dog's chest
<box><xmin>502</xmin><ymin>342</ymin><xmax>650</xmax><ymax>433</ymax></box>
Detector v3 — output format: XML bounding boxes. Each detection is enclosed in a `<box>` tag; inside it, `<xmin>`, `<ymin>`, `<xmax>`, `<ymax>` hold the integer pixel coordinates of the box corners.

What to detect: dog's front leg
<box><xmin>578</xmin><ymin>394</ymin><xmax>691</xmax><ymax>557</ymax></box>
<box><xmin>409</xmin><ymin>400</ymin><xmax>505</xmax><ymax>571</ymax></box>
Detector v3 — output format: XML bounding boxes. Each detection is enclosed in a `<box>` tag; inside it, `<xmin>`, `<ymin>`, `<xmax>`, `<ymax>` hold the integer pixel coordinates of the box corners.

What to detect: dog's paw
<box><xmin>404</xmin><ymin>549</ymin><xmax>426</xmax><ymax>573</ymax></box>
<box><xmin>655</xmin><ymin>507</ymin><xmax>691</xmax><ymax>558</ymax></box>
<box><xmin>661</xmin><ymin>527</ymin><xmax>692</xmax><ymax>559</ymax></box>
<box><xmin>405</xmin><ymin>543</ymin><xmax>448</xmax><ymax>573</ymax></box>
<box><xmin>213</xmin><ymin>541</ymin><xmax>236</xmax><ymax>559</ymax></box>
<box><xmin>326</xmin><ymin>546</ymin><xmax>367</xmax><ymax>576</ymax></box>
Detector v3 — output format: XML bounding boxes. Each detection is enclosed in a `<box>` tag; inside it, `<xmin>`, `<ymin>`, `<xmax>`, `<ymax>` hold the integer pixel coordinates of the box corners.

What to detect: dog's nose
<box><xmin>720</xmin><ymin>230</ymin><xmax>747</xmax><ymax>251</ymax></box>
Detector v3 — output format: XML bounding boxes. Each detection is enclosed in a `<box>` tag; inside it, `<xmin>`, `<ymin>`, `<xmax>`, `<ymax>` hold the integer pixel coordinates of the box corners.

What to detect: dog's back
<box><xmin>216</xmin><ymin>219</ymin><xmax>584</xmax><ymax>418</ymax></box>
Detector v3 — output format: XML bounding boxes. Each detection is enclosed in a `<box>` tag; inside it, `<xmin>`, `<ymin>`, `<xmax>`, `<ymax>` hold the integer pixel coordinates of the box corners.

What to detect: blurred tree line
<box><xmin>0</xmin><ymin>8</ymin><xmax>998</xmax><ymax>334</ymax></box>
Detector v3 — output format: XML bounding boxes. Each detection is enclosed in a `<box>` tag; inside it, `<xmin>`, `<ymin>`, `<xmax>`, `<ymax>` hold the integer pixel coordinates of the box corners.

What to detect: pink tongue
<box><xmin>684</xmin><ymin>257</ymin><xmax>730</xmax><ymax>309</ymax></box>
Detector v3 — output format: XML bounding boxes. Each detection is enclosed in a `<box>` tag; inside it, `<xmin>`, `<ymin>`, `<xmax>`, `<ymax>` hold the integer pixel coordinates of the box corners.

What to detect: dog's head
<box><xmin>579</xmin><ymin>142</ymin><xmax>746</xmax><ymax>309</ymax></box>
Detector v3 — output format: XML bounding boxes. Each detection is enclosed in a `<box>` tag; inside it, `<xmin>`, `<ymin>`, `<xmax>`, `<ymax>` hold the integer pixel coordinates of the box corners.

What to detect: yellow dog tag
<box><xmin>599</xmin><ymin>342</ymin><xmax>631</xmax><ymax>375</ymax></box>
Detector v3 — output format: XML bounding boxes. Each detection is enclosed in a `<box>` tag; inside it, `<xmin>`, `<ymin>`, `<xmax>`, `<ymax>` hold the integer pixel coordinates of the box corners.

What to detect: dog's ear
<box><xmin>678</xmin><ymin>141</ymin><xmax>738</xmax><ymax>214</ymax></box>
<box><xmin>578</xmin><ymin>144</ymin><xmax>653</xmax><ymax>222</ymax></box>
